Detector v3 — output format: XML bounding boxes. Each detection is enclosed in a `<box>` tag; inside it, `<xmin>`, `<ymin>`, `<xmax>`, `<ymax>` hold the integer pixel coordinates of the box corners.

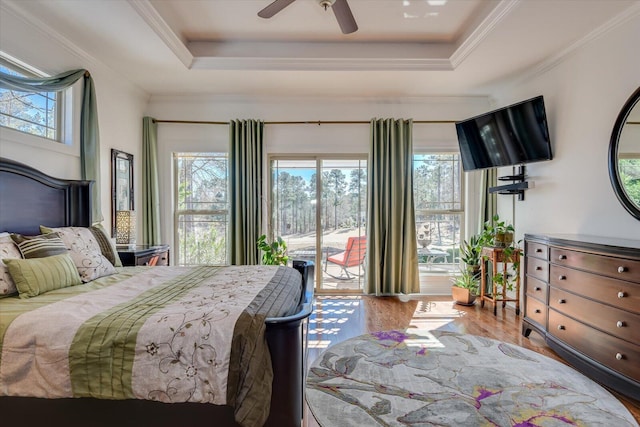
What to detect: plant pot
<box><xmin>451</xmin><ymin>286</ymin><xmax>476</xmax><ymax>306</ymax></box>
<box><xmin>493</xmin><ymin>232</ymin><xmax>513</xmax><ymax>248</ymax></box>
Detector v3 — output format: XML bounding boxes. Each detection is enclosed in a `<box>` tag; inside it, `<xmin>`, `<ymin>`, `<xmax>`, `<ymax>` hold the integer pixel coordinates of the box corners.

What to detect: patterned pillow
<box><xmin>0</xmin><ymin>232</ymin><xmax>22</xmax><ymax>297</ymax></box>
<box><xmin>11</xmin><ymin>232</ymin><xmax>69</xmax><ymax>258</ymax></box>
<box><xmin>39</xmin><ymin>226</ymin><xmax>117</xmax><ymax>283</ymax></box>
<box><xmin>5</xmin><ymin>253</ymin><xmax>82</xmax><ymax>299</ymax></box>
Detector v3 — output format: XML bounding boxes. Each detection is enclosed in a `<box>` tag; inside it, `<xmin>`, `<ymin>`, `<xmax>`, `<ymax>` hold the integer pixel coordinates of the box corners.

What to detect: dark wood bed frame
<box><xmin>0</xmin><ymin>157</ymin><xmax>314</xmax><ymax>427</ymax></box>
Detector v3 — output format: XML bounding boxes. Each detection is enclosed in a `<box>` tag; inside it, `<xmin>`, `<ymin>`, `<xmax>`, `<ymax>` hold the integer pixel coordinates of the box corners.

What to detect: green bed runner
<box><xmin>69</xmin><ymin>266</ymin><xmax>219</xmax><ymax>398</ymax></box>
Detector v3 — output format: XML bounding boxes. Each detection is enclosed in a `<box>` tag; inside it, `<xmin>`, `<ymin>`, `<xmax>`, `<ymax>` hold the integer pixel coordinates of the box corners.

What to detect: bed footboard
<box><xmin>264</xmin><ymin>260</ymin><xmax>314</xmax><ymax>427</ymax></box>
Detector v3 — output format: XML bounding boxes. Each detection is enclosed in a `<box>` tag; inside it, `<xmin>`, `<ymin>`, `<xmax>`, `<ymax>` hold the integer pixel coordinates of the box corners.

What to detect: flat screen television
<box><xmin>455</xmin><ymin>96</ymin><xmax>552</xmax><ymax>171</ymax></box>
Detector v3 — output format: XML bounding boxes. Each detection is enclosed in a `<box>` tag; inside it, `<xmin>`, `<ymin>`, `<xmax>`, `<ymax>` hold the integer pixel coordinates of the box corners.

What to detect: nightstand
<box><xmin>117</xmin><ymin>244</ymin><xmax>170</xmax><ymax>267</ymax></box>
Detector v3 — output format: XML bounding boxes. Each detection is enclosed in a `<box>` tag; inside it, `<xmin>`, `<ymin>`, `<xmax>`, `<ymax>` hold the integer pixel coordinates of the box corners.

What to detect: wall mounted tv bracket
<box><xmin>489</xmin><ymin>165</ymin><xmax>533</xmax><ymax>201</ymax></box>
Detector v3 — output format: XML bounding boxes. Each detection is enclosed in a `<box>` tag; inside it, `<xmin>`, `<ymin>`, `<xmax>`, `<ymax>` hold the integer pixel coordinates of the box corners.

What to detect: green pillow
<box><xmin>11</xmin><ymin>233</ymin><xmax>68</xmax><ymax>258</ymax></box>
<box><xmin>5</xmin><ymin>253</ymin><xmax>82</xmax><ymax>299</ymax></box>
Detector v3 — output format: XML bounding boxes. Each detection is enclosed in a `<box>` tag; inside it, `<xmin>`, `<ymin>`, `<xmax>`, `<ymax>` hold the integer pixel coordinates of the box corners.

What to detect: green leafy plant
<box><xmin>485</xmin><ymin>214</ymin><xmax>515</xmax><ymax>247</ymax></box>
<box><xmin>460</xmin><ymin>221</ymin><xmax>493</xmax><ymax>273</ymax></box>
<box><xmin>450</xmin><ymin>267</ymin><xmax>480</xmax><ymax>295</ymax></box>
<box><xmin>460</xmin><ymin>214</ymin><xmax>521</xmax><ymax>297</ymax></box>
<box><xmin>257</xmin><ymin>234</ymin><xmax>290</xmax><ymax>266</ymax></box>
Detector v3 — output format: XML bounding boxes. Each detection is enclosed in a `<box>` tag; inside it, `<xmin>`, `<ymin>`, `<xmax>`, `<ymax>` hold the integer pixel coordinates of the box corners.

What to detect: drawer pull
<box><xmin>616</xmin><ymin>353</ymin><xmax>624</xmax><ymax>360</ymax></box>
<box><xmin>616</xmin><ymin>321</ymin><xmax>625</xmax><ymax>328</ymax></box>
<box><xmin>558</xmin><ymin>275</ymin><xmax>566</xmax><ymax>280</ymax></box>
<box><xmin>618</xmin><ymin>291</ymin><xmax>626</xmax><ymax>299</ymax></box>
<box><xmin>557</xmin><ymin>299</ymin><xmax>566</xmax><ymax>304</ymax></box>
<box><xmin>534</xmin><ymin>309</ymin><xmax>541</xmax><ymax>314</ymax></box>
<box><xmin>557</xmin><ymin>325</ymin><xmax>565</xmax><ymax>331</ymax></box>
<box><xmin>617</xmin><ymin>266</ymin><xmax>627</xmax><ymax>273</ymax></box>
<box><xmin>534</xmin><ymin>287</ymin><xmax>542</xmax><ymax>291</ymax></box>
<box><xmin>558</xmin><ymin>255</ymin><xmax>567</xmax><ymax>260</ymax></box>
<box><xmin>535</xmin><ymin>266</ymin><xmax>542</xmax><ymax>271</ymax></box>
<box><xmin>535</xmin><ymin>248</ymin><xmax>542</xmax><ymax>253</ymax></box>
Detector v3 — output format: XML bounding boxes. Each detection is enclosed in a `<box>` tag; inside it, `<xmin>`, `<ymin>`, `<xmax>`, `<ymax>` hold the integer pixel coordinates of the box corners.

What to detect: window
<box><xmin>174</xmin><ymin>153</ymin><xmax>229</xmax><ymax>266</ymax></box>
<box><xmin>413</xmin><ymin>153</ymin><xmax>463</xmax><ymax>274</ymax></box>
<box><xmin>0</xmin><ymin>56</ymin><xmax>61</xmax><ymax>141</ymax></box>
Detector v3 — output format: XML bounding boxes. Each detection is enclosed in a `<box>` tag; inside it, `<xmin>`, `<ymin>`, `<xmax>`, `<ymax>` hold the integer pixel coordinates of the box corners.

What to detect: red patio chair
<box><xmin>324</xmin><ymin>236</ymin><xmax>367</xmax><ymax>279</ymax></box>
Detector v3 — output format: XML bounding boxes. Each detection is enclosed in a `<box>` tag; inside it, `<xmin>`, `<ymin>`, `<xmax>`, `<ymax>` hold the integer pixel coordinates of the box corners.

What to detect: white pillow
<box><xmin>40</xmin><ymin>226</ymin><xmax>117</xmax><ymax>283</ymax></box>
<box><xmin>0</xmin><ymin>232</ymin><xmax>22</xmax><ymax>297</ymax></box>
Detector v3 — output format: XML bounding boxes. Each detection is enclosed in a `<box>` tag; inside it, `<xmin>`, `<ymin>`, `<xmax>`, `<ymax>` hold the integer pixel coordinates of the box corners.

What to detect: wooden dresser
<box><xmin>523</xmin><ymin>233</ymin><xmax>640</xmax><ymax>400</ymax></box>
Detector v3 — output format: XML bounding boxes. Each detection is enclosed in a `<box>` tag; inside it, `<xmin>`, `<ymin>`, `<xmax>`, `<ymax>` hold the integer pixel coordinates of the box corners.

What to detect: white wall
<box><xmin>0</xmin><ymin>3</ymin><xmax>149</xmax><ymax>230</ymax></box>
<box><xmin>491</xmin><ymin>13</ymin><xmax>640</xmax><ymax>241</ymax></box>
<box><xmin>146</xmin><ymin>95</ymin><xmax>492</xmax><ymax>267</ymax></box>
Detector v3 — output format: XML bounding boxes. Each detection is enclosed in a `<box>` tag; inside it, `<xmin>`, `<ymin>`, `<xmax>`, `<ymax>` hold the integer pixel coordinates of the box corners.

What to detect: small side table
<box><xmin>117</xmin><ymin>244</ymin><xmax>170</xmax><ymax>267</ymax></box>
<box><xmin>480</xmin><ymin>246</ymin><xmax>521</xmax><ymax>316</ymax></box>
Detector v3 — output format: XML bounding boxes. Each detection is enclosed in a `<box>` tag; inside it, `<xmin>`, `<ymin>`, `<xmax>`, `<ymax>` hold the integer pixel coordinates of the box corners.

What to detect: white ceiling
<box><xmin>3</xmin><ymin>0</ymin><xmax>639</xmax><ymax>98</ymax></box>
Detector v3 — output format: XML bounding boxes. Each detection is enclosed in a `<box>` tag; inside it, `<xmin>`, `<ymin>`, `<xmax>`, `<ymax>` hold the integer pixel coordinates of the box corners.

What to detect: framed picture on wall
<box><xmin>111</xmin><ymin>149</ymin><xmax>134</xmax><ymax>236</ymax></box>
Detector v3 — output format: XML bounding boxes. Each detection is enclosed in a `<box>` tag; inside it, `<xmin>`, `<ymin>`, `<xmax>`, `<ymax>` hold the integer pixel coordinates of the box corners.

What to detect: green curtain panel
<box><xmin>479</xmin><ymin>168</ymin><xmax>498</xmax><ymax>229</ymax></box>
<box><xmin>0</xmin><ymin>69</ymin><xmax>102</xmax><ymax>222</ymax></box>
<box><xmin>229</xmin><ymin>119</ymin><xmax>264</xmax><ymax>265</ymax></box>
<box><xmin>142</xmin><ymin>117</ymin><xmax>161</xmax><ymax>245</ymax></box>
<box><xmin>366</xmin><ymin>118</ymin><xmax>420</xmax><ymax>295</ymax></box>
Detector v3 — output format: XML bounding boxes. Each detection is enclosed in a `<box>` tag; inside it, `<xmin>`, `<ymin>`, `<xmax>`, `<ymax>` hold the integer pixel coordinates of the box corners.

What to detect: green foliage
<box><xmin>257</xmin><ymin>234</ymin><xmax>290</xmax><ymax>266</ymax></box>
<box><xmin>178</xmin><ymin>220</ymin><xmax>226</xmax><ymax>265</ymax></box>
<box><xmin>482</xmin><ymin>215</ymin><xmax>521</xmax><ymax>295</ymax></box>
<box><xmin>620</xmin><ymin>159</ymin><xmax>640</xmax><ymax>206</ymax></box>
<box><xmin>450</xmin><ymin>268</ymin><xmax>479</xmax><ymax>295</ymax></box>
<box><xmin>460</xmin><ymin>234</ymin><xmax>488</xmax><ymax>268</ymax></box>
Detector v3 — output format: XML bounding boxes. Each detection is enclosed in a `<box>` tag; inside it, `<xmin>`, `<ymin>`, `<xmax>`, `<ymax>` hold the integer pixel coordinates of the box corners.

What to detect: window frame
<box><xmin>173</xmin><ymin>152</ymin><xmax>230</xmax><ymax>266</ymax></box>
<box><xmin>412</xmin><ymin>150</ymin><xmax>465</xmax><ymax>273</ymax></box>
<box><xmin>0</xmin><ymin>55</ymin><xmax>64</xmax><ymax>143</ymax></box>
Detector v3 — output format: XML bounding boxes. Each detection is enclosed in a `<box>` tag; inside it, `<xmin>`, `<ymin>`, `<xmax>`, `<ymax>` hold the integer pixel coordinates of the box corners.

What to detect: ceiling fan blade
<box><xmin>258</xmin><ymin>0</ymin><xmax>296</xmax><ymax>19</ymax></box>
<box><xmin>332</xmin><ymin>0</ymin><xmax>358</xmax><ymax>34</ymax></box>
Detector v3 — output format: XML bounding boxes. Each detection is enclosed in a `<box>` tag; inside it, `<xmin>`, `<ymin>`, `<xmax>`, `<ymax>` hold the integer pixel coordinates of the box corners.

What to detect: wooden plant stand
<box><xmin>480</xmin><ymin>246</ymin><xmax>521</xmax><ymax>316</ymax></box>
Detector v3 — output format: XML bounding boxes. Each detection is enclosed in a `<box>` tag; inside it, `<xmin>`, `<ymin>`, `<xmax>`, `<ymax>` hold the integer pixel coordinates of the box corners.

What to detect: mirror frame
<box><xmin>111</xmin><ymin>149</ymin><xmax>134</xmax><ymax>235</ymax></box>
<box><xmin>609</xmin><ymin>86</ymin><xmax>640</xmax><ymax>221</ymax></box>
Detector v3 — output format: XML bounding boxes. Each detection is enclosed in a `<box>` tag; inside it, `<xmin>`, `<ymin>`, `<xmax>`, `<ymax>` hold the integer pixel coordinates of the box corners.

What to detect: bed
<box><xmin>0</xmin><ymin>157</ymin><xmax>314</xmax><ymax>427</ymax></box>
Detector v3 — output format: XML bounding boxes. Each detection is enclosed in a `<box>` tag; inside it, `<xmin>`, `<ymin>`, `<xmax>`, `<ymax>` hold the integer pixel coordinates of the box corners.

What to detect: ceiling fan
<box><xmin>258</xmin><ymin>0</ymin><xmax>358</xmax><ymax>34</ymax></box>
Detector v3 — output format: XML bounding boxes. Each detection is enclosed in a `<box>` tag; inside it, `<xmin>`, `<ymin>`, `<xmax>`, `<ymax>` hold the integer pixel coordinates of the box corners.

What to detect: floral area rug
<box><xmin>306</xmin><ymin>330</ymin><xmax>638</xmax><ymax>427</ymax></box>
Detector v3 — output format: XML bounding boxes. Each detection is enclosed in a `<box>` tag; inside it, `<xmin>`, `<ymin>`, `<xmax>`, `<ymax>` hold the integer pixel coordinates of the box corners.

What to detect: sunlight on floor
<box><xmin>307</xmin><ymin>296</ymin><xmax>470</xmax><ymax>350</ymax></box>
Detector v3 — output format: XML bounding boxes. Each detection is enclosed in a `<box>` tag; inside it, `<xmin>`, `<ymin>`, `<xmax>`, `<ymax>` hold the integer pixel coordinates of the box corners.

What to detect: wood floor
<box><xmin>303</xmin><ymin>295</ymin><xmax>640</xmax><ymax>426</ymax></box>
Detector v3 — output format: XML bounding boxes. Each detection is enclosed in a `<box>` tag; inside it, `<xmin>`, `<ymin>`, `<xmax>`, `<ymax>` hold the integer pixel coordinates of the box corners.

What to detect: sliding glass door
<box><xmin>271</xmin><ymin>156</ymin><xmax>367</xmax><ymax>293</ymax></box>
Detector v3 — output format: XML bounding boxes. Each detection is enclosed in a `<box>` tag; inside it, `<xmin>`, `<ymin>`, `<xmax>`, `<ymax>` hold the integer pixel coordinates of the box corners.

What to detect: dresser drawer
<box><xmin>550</xmin><ymin>247</ymin><xmax>640</xmax><ymax>283</ymax></box>
<box><xmin>548</xmin><ymin>309</ymin><xmax>640</xmax><ymax>382</ymax></box>
<box><xmin>526</xmin><ymin>257</ymin><xmax>549</xmax><ymax>282</ymax></box>
<box><xmin>526</xmin><ymin>241</ymin><xmax>548</xmax><ymax>261</ymax></box>
<box><xmin>525</xmin><ymin>276</ymin><xmax>548</xmax><ymax>303</ymax></box>
<box><xmin>525</xmin><ymin>296</ymin><xmax>547</xmax><ymax>331</ymax></box>
<box><xmin>549</xmin><ymin>287</ymin><xmax>640</xmax><ymax>344</ymax></box>
<box><xmin>550</xmin><ymin>265</ymin><xmax>640</xmax><ymax>314</ymax></box>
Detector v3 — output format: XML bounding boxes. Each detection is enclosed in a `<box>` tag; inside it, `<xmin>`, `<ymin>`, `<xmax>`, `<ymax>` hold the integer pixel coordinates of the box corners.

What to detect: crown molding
<box><xmin>450</xmin><ymin>0</ymin><xmax>521</xmax><ymax>68</ymax></box>
<box><xmin>126</xmin><ymin>0</ymin><xmax>193</xmax><ymax>69</ymax></box>
<box><xmin>149</xmin><ymin>93</ymin><xmax>490</xmax><ymax>106</ymax></box>
<box><xmin>0</xmin><ymin>0</ymin><xmax>148</xmax><ymax>97</ymax></box>
<box><xmin>0</xmin><ymin>0</ymin><xmax>99</xmax><ymax>72</ymax></box>
<box><xmin>190</xmin><ymin>56</ymin><xmax>453</xmax><ymax>71</ymax></box>
<box><xmin>513</xmin><ymin>2</ymin><xmax>640</xmax><ymax>86</ymax></box>
<box><xmin>131</xmin><ymin>0</ymin><xmax>506</xmax><ymax>72</ymax></box>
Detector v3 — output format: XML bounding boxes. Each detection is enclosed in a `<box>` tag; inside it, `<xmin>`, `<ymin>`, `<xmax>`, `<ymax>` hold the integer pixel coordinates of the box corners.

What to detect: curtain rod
<box><xmin>152</xmin><ymin>119</ymin><xmax>457</xmax><ymax>125</ymax></box>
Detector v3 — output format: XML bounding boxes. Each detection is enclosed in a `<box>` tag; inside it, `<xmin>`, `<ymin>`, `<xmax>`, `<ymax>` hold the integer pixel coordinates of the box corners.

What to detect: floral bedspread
<box><xmin>0</xmin><ymin>265</ymin><xmax>302</xmax><ymax>427</ymax></box>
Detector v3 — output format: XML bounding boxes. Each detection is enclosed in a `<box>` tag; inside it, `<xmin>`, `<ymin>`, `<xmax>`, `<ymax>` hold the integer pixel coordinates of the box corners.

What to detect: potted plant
<box><xmin>460</xmin><ymin>222</ymin><xmax>493</xmax><ymax>275</ymax></box>
<box><xmin>451</xmin><ymin>268</ymin><xmax>479</xmax><ymax>306</ymax></box>
<box><xmin>257</xmin><ymin>234</ymin><xmax>290</xmax><ymax>266</ymax></box>
<box><xmin>487</xmin><ymin>214</ymin><xmax>514</xmax><ymax>248</ymax></box>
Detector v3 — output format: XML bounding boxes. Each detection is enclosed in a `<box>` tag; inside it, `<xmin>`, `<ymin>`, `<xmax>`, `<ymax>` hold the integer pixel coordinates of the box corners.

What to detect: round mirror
<box><xmin>609</xmin><ymin>87</ymin><xmax>640</xmax><ymax>220</ymax></box>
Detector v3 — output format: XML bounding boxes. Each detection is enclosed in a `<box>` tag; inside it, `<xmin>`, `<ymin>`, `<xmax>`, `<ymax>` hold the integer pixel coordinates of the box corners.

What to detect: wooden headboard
<box><xmin>0</xmin><ymin>157</ymin><xmax>92</xmax><ymax>235</ymax></box>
